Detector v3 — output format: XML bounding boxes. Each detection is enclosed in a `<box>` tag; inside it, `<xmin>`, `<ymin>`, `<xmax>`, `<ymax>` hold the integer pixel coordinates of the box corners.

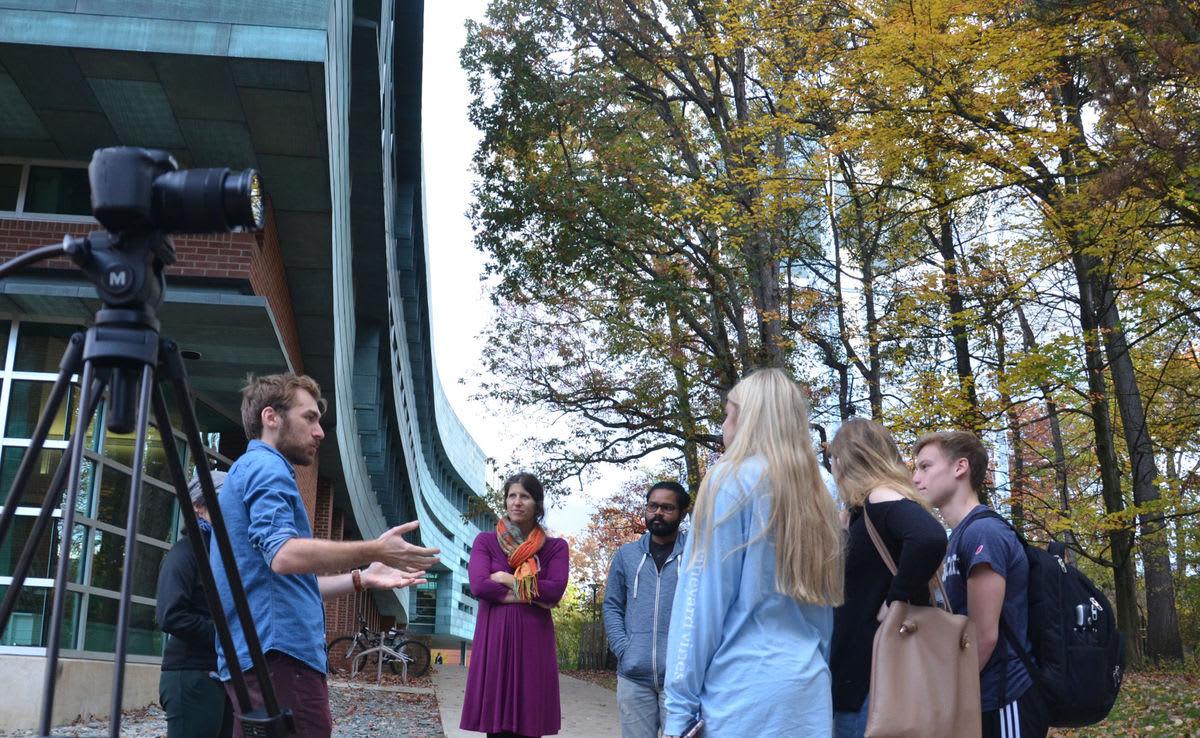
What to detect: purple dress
<box><xmin>460</xmin><ymin>531</ymin><xmax>569</xmax><ymax>736</ymax></box>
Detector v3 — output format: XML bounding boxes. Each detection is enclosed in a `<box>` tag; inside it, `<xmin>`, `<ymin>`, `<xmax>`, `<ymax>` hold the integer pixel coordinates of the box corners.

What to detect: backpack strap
<box><xmin>956</xmin><ymin>510</ymin><xmax>1050</xmax><ymax>700</ymax></box>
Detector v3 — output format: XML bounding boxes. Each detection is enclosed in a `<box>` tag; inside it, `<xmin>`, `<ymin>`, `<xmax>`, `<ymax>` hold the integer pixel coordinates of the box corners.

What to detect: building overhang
<box><xmin>0</xmin><ymin>276</ymin><xmax>291</xmax><ymax>414</ymax></box>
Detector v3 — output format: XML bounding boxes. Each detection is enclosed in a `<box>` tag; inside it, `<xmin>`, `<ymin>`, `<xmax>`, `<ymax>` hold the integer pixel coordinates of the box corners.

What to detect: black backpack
<box><xmin>958</xmin><ymin>510</ymin><xmax>1126</xmax><ymax>727</ymax></box>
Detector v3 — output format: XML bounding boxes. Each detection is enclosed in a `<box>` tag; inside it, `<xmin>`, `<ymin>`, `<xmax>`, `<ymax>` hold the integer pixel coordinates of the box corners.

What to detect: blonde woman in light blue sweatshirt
<box><xmin>662</xmin><ymin>369</ymin><xmax>845</xmax><ymax>737</ymax></box>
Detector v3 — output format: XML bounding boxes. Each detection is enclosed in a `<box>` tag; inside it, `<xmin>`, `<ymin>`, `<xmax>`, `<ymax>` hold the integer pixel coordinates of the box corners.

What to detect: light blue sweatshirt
<box><xmin>603</xmin><ymin>530</ymin><xmax>688</xmax><ymax>690</ymax></box>
<box><xmin>662</xmin><ymin>457</ymin><xmax>835</xmax><ymax>736</ymax></box>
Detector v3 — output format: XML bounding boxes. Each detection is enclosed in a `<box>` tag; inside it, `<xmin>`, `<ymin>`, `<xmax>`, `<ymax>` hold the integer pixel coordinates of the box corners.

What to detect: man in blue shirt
<box><xmin>913</xmin><ymin>431</ymin><xmax>1048</xmax><ymax>738</ymax></box>
<box><xmin>211</xmin><ymin>373</ymin><xmax>440</xmax><ymax>738</ymax></box>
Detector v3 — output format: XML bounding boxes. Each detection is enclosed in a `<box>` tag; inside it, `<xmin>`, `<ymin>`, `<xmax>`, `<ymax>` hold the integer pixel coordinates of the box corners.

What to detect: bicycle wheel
<box><xmin>326</xmin><ymin>636</ymin><xmax>363</xmax><ymax>676</ymax></box>
<box><xmin>388</xmin><ymin>639</ymin><xmax>431</xmax><ymax>679</ymax></box>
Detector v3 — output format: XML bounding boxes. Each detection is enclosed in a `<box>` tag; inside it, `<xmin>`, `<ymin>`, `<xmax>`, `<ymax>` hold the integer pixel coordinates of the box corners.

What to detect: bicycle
<box><xmin>326</xmin><ymin>613</ymin><xmax>432</xmax><ymax>681</ymax></box>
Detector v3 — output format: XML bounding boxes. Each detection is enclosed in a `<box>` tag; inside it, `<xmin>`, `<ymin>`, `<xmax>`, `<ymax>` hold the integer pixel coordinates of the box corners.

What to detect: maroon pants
<box><xmin>222</xmin><ymin>651</ymin><xmax>332</xmax><ymax>738</ymax></box>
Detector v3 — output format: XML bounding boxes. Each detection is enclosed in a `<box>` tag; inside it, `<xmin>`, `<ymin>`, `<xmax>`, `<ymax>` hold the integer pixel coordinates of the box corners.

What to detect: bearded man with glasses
<box><xmin>602</xmin><ymin>481</ymin><xmax>691</xmax><ymax>738</ymax></box>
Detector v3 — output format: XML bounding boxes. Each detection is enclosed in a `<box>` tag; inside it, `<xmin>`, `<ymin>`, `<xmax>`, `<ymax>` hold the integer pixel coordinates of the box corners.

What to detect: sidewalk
<box><xmin>432</xmin><ymin>666</ymin><xmax>620</xmax><ymax>738</ymax></box>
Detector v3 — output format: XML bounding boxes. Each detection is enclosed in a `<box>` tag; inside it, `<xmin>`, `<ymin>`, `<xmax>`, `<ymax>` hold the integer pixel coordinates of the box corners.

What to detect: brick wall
<box><xmin>0</xmin><ymin>208</ymin><xmax>304</xmax><ymax>380</ymax></box>
<box><xmin>313</xmin><ymin>477</ymin><xmax>334</xmax><ymax>540</ymax></box>
<box><xmin>246</xmin><ymin>203</ymin><xmax>304</xmax><ymax>373</ymax></box>
<box><xmin>296</xmin><ymin>461</ymin><xmax>319</xmax><ymax>526</ymax></box>
<box><xmin>0</xmin><ymin>217</ymin><xmax>258</xmax><ymax>278</ymax></box>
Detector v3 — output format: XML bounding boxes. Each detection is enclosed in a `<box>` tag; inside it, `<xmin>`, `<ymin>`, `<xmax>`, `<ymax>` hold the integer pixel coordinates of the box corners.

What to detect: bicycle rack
<box><xmin>350</xmin><ymin>643</ymin><xmax>413</xmax><ymax>685</ymax></box>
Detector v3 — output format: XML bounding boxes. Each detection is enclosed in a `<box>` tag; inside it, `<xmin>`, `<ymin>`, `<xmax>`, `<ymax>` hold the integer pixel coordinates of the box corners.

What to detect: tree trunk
<box><xmin>1071</xmin><ymin>249</ymin><xmax>1142</xmax><ymax>669</ymax></box>
<box><xmin>1094</xmin><ymin>273</ymin><xmax>1184</xmax><ymax>663</ymax></box>
<box><xmin>668</xmin><ymin>307</ymin><xmax>703</xmax><ymax>491</ymax></box>
<box><xmin>932</xmin><ymin>210</ymin><xmax>983</xmax><ymax>495</ymax></box>
<box><xmin>862</xmin><ymin>254</ymin><xmax>883</xmax><ymax>418</ymax></box>
<box><xmin>995</xmin><ymin>325</ymin><xmax>1027</xmax><ymax>533</ymax></box>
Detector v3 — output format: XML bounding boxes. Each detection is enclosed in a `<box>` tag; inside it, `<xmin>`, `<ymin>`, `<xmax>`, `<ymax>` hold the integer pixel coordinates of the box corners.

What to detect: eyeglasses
<box><xmin>645</xmin><ymin>502</ymin><xmax>678</xmax><ymax>514</ymax></box>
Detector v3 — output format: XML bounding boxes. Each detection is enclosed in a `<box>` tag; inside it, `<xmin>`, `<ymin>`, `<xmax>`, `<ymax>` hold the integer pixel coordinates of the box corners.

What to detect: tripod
<box><xmin>0</xmin><ymin>148</ymin><xmax>291</xmax><ymax>737</ymax></box>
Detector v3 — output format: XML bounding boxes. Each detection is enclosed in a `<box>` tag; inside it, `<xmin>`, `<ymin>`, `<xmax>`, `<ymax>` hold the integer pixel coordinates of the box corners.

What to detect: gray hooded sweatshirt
<box><xmin>602</xmin><ymin>531</ymin><xmax>688</xmax><ymax>690</ymax></box>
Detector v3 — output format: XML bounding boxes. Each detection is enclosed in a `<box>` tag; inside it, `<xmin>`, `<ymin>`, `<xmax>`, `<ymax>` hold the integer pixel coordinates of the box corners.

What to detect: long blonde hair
<box><xmin>690</xmin><ymin>368</ymin><xmax>844</xmax><ymax>606</ymax></box>
<box><xmin>829</xmin><ymin>417</ymin><xmax>930</xmax><ymax>511</ymax></box>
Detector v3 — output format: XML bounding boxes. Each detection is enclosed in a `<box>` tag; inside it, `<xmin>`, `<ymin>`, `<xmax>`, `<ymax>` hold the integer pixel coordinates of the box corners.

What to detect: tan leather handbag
<box><xmin>862</xmin><ymin>510</ymin><xmax>981</xmax><ymax>738</ymax></box>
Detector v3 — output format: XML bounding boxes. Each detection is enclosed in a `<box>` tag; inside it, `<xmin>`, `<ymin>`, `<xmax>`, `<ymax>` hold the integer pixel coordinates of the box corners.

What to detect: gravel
<box><xmin>0</xmin><ymin>682</ymin><xmax>445</xmax><ymax>738</ymax></box>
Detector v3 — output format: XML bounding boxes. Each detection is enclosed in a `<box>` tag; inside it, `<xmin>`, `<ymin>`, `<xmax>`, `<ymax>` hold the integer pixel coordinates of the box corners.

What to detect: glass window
<box><xmin>24</xmin><ymin>166</ymin><xmax>91</xmax><ymax>216</ymax></box>
<box><xmin>140</xmin><ymin>434</ymin><xmax>173</xmax><ymax>484</ymax></box>
<box><xmin>83</xmin><ymin>596</ymin><xmax>161</xmax><ymax>656</ymax></box>
<box><xmin>414</xmin><ymin>577</ymin><xmax>437</xmax><ymax>626</ymax></box>
<box><xmin>5</xmin><ymin>381</ymin><xmax>78</xmax><ymax>441</ymax></box>
<box><xmin>88</xmin><ymin>528</ymin><xmax>125</xmax><ymax>593</ymax></box>
<box><xmin>137</xmin><ymin>483</ymin><xmax>177</xmax><ymax>542</ymax></box>
<box><xmin>0</xmin><ymin>320</ymin><xmax>10</xmax><ymax>367</ymax></box>
<box><xmin>82</xmin><ymin>595</ymin><xmax>117</xmax><ymax>653</ymax></box>
<box><xmin>94</xmin><ymin>466</ymin><xmax>130</xmax><ymax>529</ymax></box>
<box><xmin>0</xmin><ymin>164</ymin><xmax>21</xmax><ymax>210</ymax></box>
<box><xmin>15</xmin><ymin>322</ymin><xmax>82</xmax><ymax>373</ymax></box>
<box><xmin>0</xmin><ymin>446</ymin><xmax>66</xmax><ymax>507</ymax></box>
<box><xmin>0</xmin><ymin>586</ymin><xmax>47</xmax><ymax>646</ymax></box>
<box><xmin>101</xmin><ymin>429</ymin><xmax>138</xmax><ymax>469</ymax></box>
<box><xmin>0</xmin><ymin>514</ymin><xmax>56</xmax><ymax>579</ymax></box>
<box><xmin>0</xmin><ymin>587</ymin><xmax>79</xmax><ymax>648</ymax></box>
<box><xmin>132</xmin><ymin>541</ymin><xmax>167</xmax><ymax>599</ymax></box>
<box><xmin>59</xmin><ymin>521</ymin><xmax>86</xmax><ymax>584</ymax></box>
<box><xmin>100</xmin><ymin>431</ymin><xmax>185</xmax><ymax>489</ymax></box>
<box><xmin>195</xmin><ymin>401</ymin><xmax>241</xmax><ymax>457</ymax></box>
<box><xmin>75</xmin><ymin>457</ymin><xmax>96</xmax><ymax>517</ymax></box>
<box><xmin>127</xmin><ymin>601</ymin><xmax>162</xmax><ymax>656</ymax></box>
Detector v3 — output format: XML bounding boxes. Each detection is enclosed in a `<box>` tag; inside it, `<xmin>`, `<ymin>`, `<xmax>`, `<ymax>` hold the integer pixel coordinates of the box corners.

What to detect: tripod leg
<box><xmin>39</xmin><ymin>360</ymin><xmax>106</xmax><ymax>737</ymax></box>
<box><xmin>0</xmin><ymin>331</ymin><xmax>83</xmax><ymax>557</ymax></box>
<box><xmin>0</xmin><ymin>377</ymin><xmax>104</xmax><ymax>634</ymax></box>
<box><xmin>108</xmin><ymin>362</ymin><xmax>156</xmax><ymax>737</ymax></box>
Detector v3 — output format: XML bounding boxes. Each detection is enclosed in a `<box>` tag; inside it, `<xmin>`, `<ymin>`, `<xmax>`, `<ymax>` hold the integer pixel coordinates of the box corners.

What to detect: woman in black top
<box><xmin>829</xmin><ymin>418</ymin><xmax>947</xmax><ymax>738</ymax></box>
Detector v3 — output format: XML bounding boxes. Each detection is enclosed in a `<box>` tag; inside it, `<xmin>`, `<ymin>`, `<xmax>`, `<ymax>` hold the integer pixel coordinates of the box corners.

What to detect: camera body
<box><xmin>89</xmin><ymin>146</ymin><xmax>264</xmax><ymax>235</ymax></box>
<box><xmin>73</xmin><ymin>147</ymin><xmax>264</xmax><ymax>310</ymax></box>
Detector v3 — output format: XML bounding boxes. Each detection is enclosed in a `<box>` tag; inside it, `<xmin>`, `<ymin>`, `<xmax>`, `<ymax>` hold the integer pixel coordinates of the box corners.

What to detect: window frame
<box><xmin>0</xmin><ymin>157</ymin><xmax>96</xmax><ymax>224</ymax></box>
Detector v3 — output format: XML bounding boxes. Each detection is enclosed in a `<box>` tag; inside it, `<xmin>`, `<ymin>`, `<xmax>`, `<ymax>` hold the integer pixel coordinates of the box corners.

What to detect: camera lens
<box><xmin>152</xmin><ymin>167</ymin><xmax>265</xmax><ymax>234</ymax></box>
<box><xmin>223</xmin><ymin>169</ymin><xmax>265</xmax><ymax>231</ymax></box>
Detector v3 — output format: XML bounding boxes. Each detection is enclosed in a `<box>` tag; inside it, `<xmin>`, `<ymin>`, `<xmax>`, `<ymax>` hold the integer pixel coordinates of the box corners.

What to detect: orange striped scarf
<box><xmin>496</xmin><ymin>516</ymin><xmax>545</xmax><ymax>602</ymax></box>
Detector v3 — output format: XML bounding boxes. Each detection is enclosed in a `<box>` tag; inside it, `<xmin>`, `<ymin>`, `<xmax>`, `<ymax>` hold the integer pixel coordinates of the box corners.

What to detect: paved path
<box><xmin>432</xmin><ymin>666</ymin><xmax>620</xmax><ymax>738</ymax></box>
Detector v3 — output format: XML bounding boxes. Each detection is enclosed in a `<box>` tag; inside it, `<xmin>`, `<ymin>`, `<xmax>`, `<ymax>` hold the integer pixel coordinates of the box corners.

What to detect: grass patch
<box><xmin>1051</xmin><ymin>667</ymin><xmax>1200</xmax><ymax>737</ymax></box>
<box><xmin>562</xmin><ymin>667</ymin><xmax>618</xmax><ymax>691</ymax></box>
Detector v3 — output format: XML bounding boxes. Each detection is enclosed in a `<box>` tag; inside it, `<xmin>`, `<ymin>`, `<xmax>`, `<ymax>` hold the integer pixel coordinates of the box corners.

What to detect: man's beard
<box><xmin>278</xmin><ymin>416</ymin><xmax>317</xmax><ymax>467</ymax></box>
<box><xmin>646</xmin><ymin>516</ymin><xmax>679</xmax><ymax>537</ymax></box>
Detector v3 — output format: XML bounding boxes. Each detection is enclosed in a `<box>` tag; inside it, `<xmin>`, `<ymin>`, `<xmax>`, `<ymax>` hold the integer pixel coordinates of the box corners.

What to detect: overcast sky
<box><xmin>421</xmin><ymin>3</ymin><xmax>619</xmax><ymax>536</ymax></box>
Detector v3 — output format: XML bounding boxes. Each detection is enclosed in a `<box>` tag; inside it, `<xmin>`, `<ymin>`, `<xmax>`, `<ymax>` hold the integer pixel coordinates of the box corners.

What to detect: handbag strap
<box><xmin>861</xmin><ymin>502</ymin><xmax>953</xmax><ymax>613</ymax></box>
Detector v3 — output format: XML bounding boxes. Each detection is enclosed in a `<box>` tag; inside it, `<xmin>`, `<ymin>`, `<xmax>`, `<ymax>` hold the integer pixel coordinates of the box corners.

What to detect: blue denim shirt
<box><xmin>210</xmin><ymin>440</ymin><xmax>326</xmax><ymax>678</ymax></box>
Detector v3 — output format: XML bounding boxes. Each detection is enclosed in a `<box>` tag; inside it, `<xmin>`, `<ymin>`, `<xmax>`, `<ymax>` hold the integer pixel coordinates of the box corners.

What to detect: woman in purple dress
<box><xmin>461</xmin><ymin>473</ymin><xmax>569</xmax><ymax>738</ymax></box>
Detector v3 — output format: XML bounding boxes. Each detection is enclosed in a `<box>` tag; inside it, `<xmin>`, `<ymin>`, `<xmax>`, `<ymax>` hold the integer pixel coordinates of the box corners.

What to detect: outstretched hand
<box><xmin>375</xmin><ymin>520</ymin><xmax>440</xmax><ymax>572</ymax></box>
<box><xmin>361</xmin><ymin>561</ymin><xmax>427</xmax><ymax>590</ymax></box>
